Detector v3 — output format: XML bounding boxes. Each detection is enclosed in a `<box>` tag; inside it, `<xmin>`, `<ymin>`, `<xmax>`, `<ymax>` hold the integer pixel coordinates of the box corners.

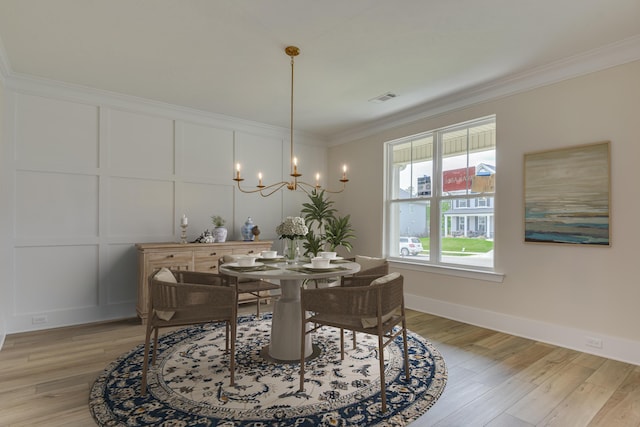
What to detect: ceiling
<box><xmin>0</xmin><ymin>0</ymin><xmax>639</xmax><ymax>142</ymax></box>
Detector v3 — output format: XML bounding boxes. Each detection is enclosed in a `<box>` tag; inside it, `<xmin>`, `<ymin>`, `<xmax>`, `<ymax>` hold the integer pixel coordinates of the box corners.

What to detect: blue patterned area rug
<box><xmin>90</xmin><ymin>314</ymin><xmax>447</xmax><ymax>426</ymax></box>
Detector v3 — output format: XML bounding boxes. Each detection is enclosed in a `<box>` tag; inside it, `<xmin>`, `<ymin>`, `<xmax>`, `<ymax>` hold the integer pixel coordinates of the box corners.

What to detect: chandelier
<box><xmin>233</xmin><ymin>46</ymin><xmax>348</xmax><ymax>197</ymax></box>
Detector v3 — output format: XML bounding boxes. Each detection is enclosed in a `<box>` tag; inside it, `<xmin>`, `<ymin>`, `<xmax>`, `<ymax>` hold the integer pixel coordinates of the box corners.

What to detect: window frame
<box><xmin>384</xmin><ymin>115</ymin><xmax>503</xmax><ymax>281</ymax></box>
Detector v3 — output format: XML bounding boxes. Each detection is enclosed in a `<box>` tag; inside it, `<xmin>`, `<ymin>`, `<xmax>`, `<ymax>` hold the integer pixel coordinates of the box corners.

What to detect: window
<box><xmin>455</xmin><ymin>199</ymin><xmax>469</xmax><ymax>209</ymax></box>
<box><xmin>385</xmin><ymin>116</ymin><xmax>496</xmax><ymax>270</ymax></box>
<box><xmin>477</xmin><ymin>197</ymin><xmax>489</xmax><ymax>208</ymax></box>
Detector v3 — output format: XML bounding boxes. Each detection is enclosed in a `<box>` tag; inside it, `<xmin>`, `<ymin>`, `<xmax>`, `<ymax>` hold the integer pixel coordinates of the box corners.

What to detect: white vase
<box><xmin>213</xmin><ymin>227</ymin><xmax>227</xmax><ymax>243</ymax></box>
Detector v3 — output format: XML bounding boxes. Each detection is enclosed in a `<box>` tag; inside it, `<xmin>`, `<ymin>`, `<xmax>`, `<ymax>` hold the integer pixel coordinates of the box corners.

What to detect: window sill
<box><xmin>388</xmin><ymin>258</ymin><xmax>505</xmax><ymax>283</ymax></box>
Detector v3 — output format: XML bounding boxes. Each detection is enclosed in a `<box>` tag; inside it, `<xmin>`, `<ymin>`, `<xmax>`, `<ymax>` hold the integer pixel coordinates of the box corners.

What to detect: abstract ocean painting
<box><xmin>524</xmin><ymin>142</ymin><xmax>610</xmax><ymax>245</ymax></box>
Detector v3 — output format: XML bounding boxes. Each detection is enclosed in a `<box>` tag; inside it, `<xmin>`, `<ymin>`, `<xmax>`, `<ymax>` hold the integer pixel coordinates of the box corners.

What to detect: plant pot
<box><xmin>213</xmin><ymin>227</ymin><xmax>227</xmax><ymax>243</ymax></box>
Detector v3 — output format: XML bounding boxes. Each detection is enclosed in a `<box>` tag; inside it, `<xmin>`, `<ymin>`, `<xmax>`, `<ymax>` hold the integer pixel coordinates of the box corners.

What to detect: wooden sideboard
<box><xmin>136</xmin><ymin>241</ymin><xmax>273</xmax><ymax>323</ymax></box>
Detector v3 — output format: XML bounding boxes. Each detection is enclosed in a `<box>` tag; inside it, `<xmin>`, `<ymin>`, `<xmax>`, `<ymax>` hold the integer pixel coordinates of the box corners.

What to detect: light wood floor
<box><xmin>1</xmin><ymin>306</ymin><xmax>639</xmax><ymax>427</ymax></box>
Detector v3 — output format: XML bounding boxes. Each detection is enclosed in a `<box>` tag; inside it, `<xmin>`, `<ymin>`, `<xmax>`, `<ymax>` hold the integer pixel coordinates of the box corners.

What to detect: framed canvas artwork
<box><xmin>524</xmin><ymin>141</ymin><xmax>610</xmax><ymax>246</ymax></box>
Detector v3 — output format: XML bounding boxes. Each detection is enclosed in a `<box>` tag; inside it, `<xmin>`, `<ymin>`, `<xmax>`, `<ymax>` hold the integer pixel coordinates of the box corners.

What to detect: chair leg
<box><xmin>352</xmin><ymin>330</ymin><xmax>357</xmax><ymax>349</ymax></box>
<box><xmin>140</xmin><ymin>325</ymin><xmax>154</xmax><ymax>396</ymax></box>
<box><xmin>402</xmin><ymin>322</ymin><xmax>410</xmax><ymax>381</ymax></box>
<box><xmin>151</xmin><ymin>327</ymin><xmax>159</xmax><ymax>364</ymax></box>
<box><xmin>299</xmin><ymin>318</ymin><xmax>307</xmax><ymax>392</ymax></box>
<box><xmin>229</xmin><ymin>320</ymin><xmax>236</xmax><ymax>386</ymax></box>
<box><xmin>339</xmin><ymin>328</ymin><xmax>345</xmax><ymax>360</ymax></box>
<box><xmin>378</xmin><ymin>332</ymin><xmax>387</xmax><ymax>413</ymax></box>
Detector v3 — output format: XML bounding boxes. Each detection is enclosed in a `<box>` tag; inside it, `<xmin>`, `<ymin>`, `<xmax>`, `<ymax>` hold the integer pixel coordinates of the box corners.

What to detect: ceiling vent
<box><xmin>369</xmin><ymin>92</ymin><xmax>397</xmax><ymax>104</ymax></box>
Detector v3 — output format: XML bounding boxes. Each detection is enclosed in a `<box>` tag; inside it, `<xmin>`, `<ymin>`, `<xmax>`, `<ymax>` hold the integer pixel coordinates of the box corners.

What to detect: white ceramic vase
<box><xmin>213</xmin><ymin>227</ymin><xmax>227</xmax><ymax>243</ymax></box>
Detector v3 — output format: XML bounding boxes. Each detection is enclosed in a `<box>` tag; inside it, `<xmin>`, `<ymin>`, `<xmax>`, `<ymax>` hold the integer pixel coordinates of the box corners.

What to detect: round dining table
<box><xmin>220</xmin><ymin>260</ymin><xmax>360</xmax><ymax>361</ymax></box>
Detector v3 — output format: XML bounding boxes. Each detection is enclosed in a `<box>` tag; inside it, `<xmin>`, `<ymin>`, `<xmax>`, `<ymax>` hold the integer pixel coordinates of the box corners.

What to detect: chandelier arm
<box><xmin>235</xmin><ymin>178</ymin><xmax>346</xmax><ymax>195</ymax></box>
<box><xmin>296</xmin><ymin>180</ymin><xmax>348</xmax><ymax>194</ymax></box>
<box><xmin>235</xmin><ymin>180</ymin><xmax>289</xmax><ymax>195</ymax></box>
<box><xmin>259</xmin><ymin>183</ymin><xmax>291</xmax><ymax>197</ymax></box>
<box><xmin>294</xmin><ymin>181</ymin><xmax>314</xmax><ymax>196</ymax></box>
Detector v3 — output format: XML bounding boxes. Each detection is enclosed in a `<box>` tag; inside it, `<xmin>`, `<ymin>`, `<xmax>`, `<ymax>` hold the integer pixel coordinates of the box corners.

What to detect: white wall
<box><xmin>330</xmin><ymin>60</ymin><xmax>640</xmax><ymax>365</ymax></box>
<box><xmin>0</xmin><ymin>73</ymin><xmax>6</xmax><ymax>347</ymax></box>
<box><xmin>0</xmin><ymin>77</ymin><xmax>326</xmax><ymax>334</ymax></box>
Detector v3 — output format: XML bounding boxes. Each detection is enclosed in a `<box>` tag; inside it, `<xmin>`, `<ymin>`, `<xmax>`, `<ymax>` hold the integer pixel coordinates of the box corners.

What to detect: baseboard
<box><xmin>405</xmin><ymin>292</ymin><xmax>640</xmax><ymax>366</ymax></box>
<box><xmin>0</xmin><ymin>311</ymin><xmax>5</xmax><ymax>351</ymax></box>
<box><xmin>6</xmin><ymin>302</ymin><xmax>137</xmax><ymax>334</ymax></box>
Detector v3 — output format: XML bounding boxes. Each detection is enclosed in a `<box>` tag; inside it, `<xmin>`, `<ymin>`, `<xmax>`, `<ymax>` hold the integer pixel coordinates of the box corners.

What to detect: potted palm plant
<box><xmin>325</xmin><ymin>215</ymin><xmax>355</xmax><ymax>252</ymax></box>
<box><xmin>301</xmin><ymin>190</ymin><xmax>354</xmax><ymax>257</ymax></box>
<box><xmin>211</xmin><ymin>215</ymin><xmax>228</xmax><ymax>242</ymax></box>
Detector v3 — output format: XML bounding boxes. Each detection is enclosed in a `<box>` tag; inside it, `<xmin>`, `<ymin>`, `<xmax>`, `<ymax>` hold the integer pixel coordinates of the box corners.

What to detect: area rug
<box><xmin>90</xmin><ymin>314</ymin><xmax>447</xmax><ymax>426</ymax></box>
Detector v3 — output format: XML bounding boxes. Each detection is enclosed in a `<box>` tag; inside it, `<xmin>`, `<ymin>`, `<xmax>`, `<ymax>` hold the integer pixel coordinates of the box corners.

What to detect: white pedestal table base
<box><xmin>269</xmin><ymin>279</ymin><xmax>313</xmax><ymax>361</ymax></box>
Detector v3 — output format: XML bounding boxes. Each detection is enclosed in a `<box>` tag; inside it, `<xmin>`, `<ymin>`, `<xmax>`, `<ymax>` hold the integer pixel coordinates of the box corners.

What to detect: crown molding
<box><xmin>0</xmin><ymin>27</ymin><xmax>324</xmax><ymax>143</ymax></box>
<box><xmin>6</xmin><ymin>72</ymin><xmax>279</xmax><ymax>135</ymax></box>
<box><xmin>5</xmin><ymin>71</ymin><xmax>325</xmax><ymax>146</ymax></box>
<box><xmin>329</xmin><ymin>34</ymin><xmax>640</xmax><ymax>146</ymax></box>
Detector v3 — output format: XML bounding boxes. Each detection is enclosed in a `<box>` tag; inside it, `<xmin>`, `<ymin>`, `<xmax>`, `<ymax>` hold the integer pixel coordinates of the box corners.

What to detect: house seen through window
<box><xmin>385</xmin><ymin>115</ymin><xmax>496</xmax><ymax>270</ymax></box>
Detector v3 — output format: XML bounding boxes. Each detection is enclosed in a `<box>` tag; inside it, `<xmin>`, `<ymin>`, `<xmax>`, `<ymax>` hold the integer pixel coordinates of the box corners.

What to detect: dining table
<box><xmin>219</xmin><ymin>258</ymin><xmax>360</xmax><ymax>361</ymax></box>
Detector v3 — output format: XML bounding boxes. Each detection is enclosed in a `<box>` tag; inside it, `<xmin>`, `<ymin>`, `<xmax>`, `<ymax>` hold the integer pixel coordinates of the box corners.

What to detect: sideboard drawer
<box><xmin>194</xmin><ymin>249</ymin><xmax>232</xmax><ymax>272</ymax></box>
<box><xmin>232</xmin><ymin>244</ymin><xmax>271</xmax><ymax>255</ymax></box>
<box><xmin>147</xmin><ymin>251</ymin><xmax>192</xmax><ymax>264</ymax></box>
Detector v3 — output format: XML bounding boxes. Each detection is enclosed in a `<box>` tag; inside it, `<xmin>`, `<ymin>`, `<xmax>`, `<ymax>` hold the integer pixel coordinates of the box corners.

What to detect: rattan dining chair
<box><xmin>340</xmin><ymin>255</ymin><xmax>389</xmax><ymax>287</ymax></box>
<box><xmin>141</xmin><ymin>268</ymin><xmax>237</xmax><ymax>395</ymax></box>
<box><xmin>339</xmin><ymin>255</ymin><xmax>389</xmax><ymax>348</ymax></box>
<box><xmin>306</xmin><ymin>255</ymin><xmax>388</xmax><ymax>289</ymax></box>
<box><xmin>218</xmin><ymin>255</ymin><xmax>280</xmax><ymax>317</ymax></box>
<box><xmin>299</xmin><ymin>272</ymin><xmax>409</xmax><ymax>412</ymax></box>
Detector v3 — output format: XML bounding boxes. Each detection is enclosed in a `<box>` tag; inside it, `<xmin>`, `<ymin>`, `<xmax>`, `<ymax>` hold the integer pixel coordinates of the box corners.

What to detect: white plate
<box><xmin>225</xmin><ymin>262</ymin><xmax>264</xmax><ymax>268</ymax></box>
<box><xmin>303</xmin><ymin>263</ymin><xmax>334</xmax><ymax>270</ymax></box>
<box><xmin>328</xmin><ymin>256</ymin><xmax>344</xmax><ymax>261</ymax></box>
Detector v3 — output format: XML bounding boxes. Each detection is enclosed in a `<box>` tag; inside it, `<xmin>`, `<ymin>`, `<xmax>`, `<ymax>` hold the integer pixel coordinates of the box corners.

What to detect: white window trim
<box><xmin>389</xmin><ymin>259</ymin><xmax>505</xmax><ymax>283</ymax></box>
<box><xmin>384</xmin><ymin>115</ymin><xmax>497</xmax><ymax>276</ymax></box>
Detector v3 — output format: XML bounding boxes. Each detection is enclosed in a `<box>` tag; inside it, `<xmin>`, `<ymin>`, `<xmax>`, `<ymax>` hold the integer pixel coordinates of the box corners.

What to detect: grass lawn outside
<box><xmin>418</xmin><ymin>237</ymin><xmax>493</xmax><ymax>255</ymax></box>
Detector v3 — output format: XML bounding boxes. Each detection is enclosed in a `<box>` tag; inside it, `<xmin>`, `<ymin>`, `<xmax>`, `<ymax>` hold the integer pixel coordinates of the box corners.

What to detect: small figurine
<box><xmin>194</xmin><ymin>229</ymin><xmax>215</xmax><ymax>243</ymax></box>
<box><xmin>252</xmin><ymin>225</ymin><xmax>261</xmax><ymax>241</ymax></box>
<box><xmin>203</xmin><ymin>232</ymin><xmax>215</xmax><ymax>243</ymax></box>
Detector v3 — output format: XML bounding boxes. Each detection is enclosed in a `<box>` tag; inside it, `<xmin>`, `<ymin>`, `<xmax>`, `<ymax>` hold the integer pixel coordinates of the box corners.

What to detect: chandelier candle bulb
<box><xmin>316</xmin><ymin>173</ymin><xmax>320</xmax><ymax>187</ymax></box>
<box><xmin>258</xmin><ymin>172</ymin><xmax>263</xmax><ymax>187</ymax></box>
<box><xmin>235</xmin><ymin>163</ymin><xmax>241</xmax><ymax>180</ymax></box>
<box><xmin>293</xmin><ymin>157</ymin><xmax>298</xmax><ymax>175</ymax></box>
<box><xmin>342</xmin><ymin>165</ymin><xmax>348</xmax><ymax>180</ymax></box>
